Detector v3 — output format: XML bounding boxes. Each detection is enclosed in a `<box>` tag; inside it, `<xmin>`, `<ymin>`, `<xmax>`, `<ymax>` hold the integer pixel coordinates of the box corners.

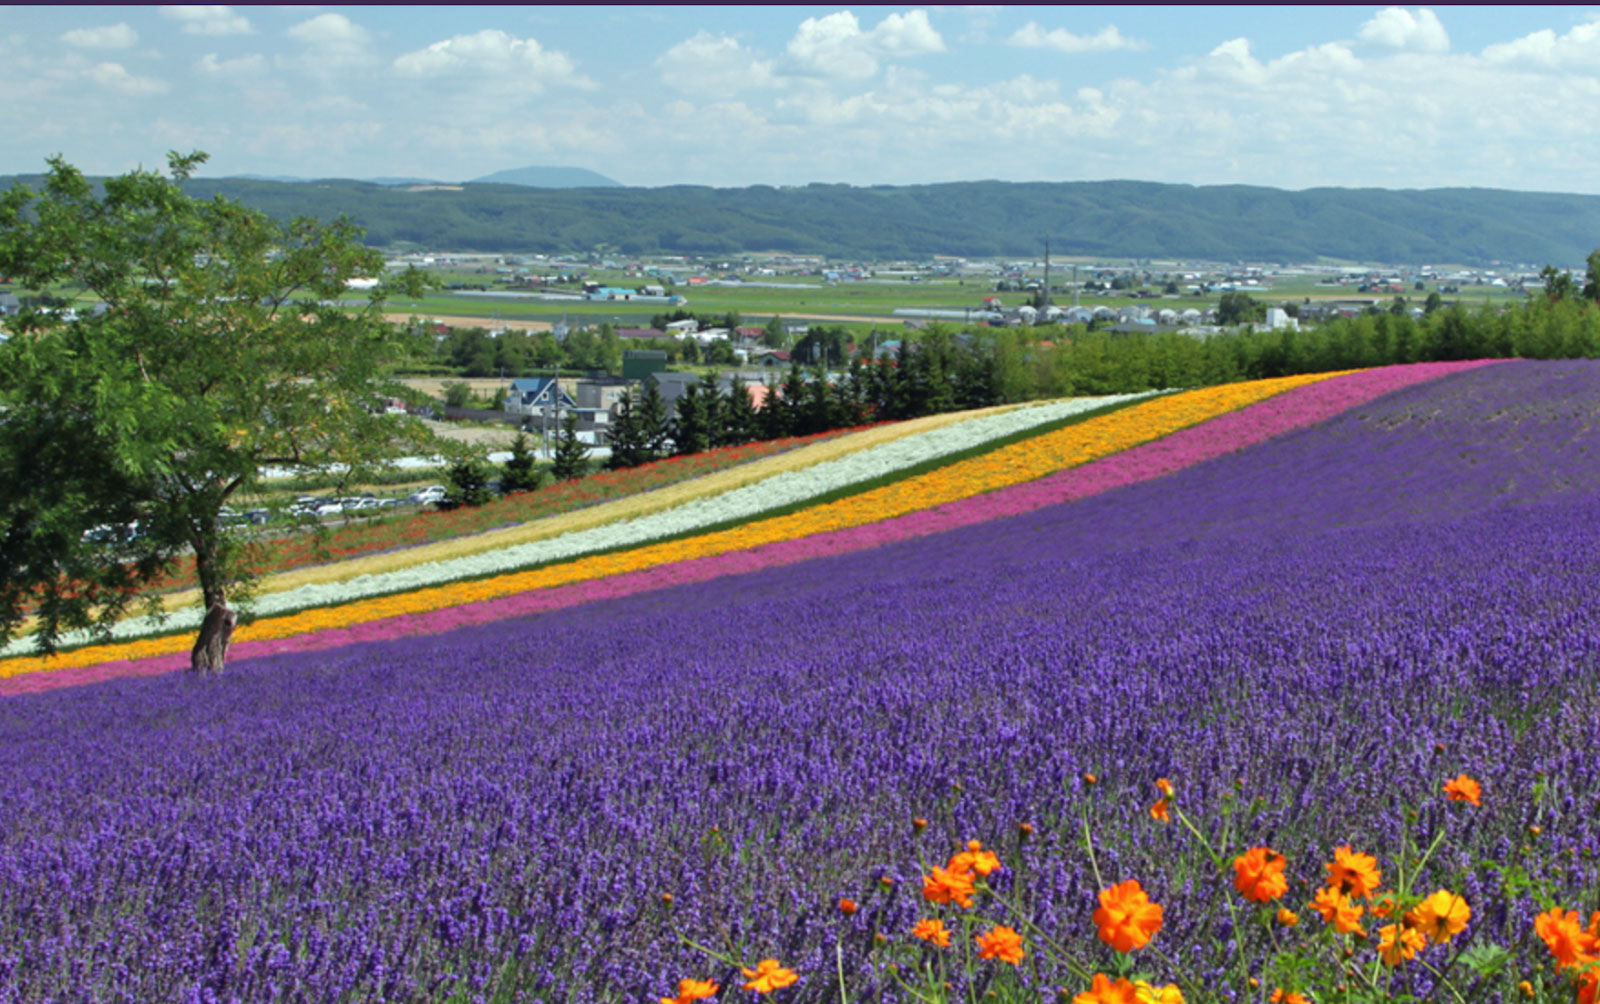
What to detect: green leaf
<box><xmin>1456</xmin><ymin>942</ymin><xmax>1512</xmax><ymax>978</ymax></box>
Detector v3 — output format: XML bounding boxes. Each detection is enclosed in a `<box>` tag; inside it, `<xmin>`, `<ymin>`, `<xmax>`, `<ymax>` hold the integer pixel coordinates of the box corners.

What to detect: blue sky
<box><xmin>6</xmin><ymin>5</ymin><xmax>1600</xmax><ymax>193</ymax></box>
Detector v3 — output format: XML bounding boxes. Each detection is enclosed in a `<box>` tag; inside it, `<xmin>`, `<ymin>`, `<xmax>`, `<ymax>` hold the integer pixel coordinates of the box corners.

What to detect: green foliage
<box><xmin>550</xmin><ymin>411</ymin><xmax>589</xmax><ymax>481</ymax></box>
<box><xmin>0</xmin><ymin>152</ymin><xmax>432</xmax><ymax>660</ymax></box>
<box><xmin>1539</xmin><ymin>266</ymin><xmax>1577</xmax><ymax>302</ymax></box>
<box><xmin>635</xmin><ymin>379</ymin><xmax>670</xmax><ymax>459</ymax></box>
<box><xmin>499</xmin><ymin>433</ymin><xmax>541</xmax><ymax>494</ymax></box>
<box><xmin>444</xmin><ymin>456</ymin><xmax>494</xmax><ymax>508</ymax></box>
<box><xmin>604</xmin><ymin>390</ymin><xmax>654</xmax><ymax>471</ymax></box>
<box><xmin>1218</xmin><ymin>291</ymin><xmax>1264</xmax><ymax>325</ymax></box>
<box><xmin>762</xmin><ymin>315</ymin><xmax>787</xmax><ymax>349</ymax></box>
<box><xmin>1584</xmin><ymin>250</ymin><xmax>1600</xmax><ymax>303</ymax></box>
<box><xmin>670</xmin><ymin>379</ymin><xmax>714</xmax><ymax>456</ymax></box>
<box><xmin>443</xmin><ymin>381</ymin><xmax>474</xmax><ymax>408</ymax></box>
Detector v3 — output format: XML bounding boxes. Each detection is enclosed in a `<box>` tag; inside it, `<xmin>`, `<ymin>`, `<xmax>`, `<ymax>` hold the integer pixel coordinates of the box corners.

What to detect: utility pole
<box><xmin>1042</xmin><ymin>239</ymin><xmax>1052</xmax><ymax>313</ymax></box>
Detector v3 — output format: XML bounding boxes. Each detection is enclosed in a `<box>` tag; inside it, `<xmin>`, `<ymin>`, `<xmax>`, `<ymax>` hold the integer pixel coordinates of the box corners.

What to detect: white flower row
<box><xmin>11</xmin><ymin>392</ymin><xmax>1155</xmax><ymax>653</ymax></box>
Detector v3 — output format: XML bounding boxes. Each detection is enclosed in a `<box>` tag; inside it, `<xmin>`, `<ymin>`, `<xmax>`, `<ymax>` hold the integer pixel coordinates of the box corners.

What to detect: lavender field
<box><xmin>3</xmin><ymin>361</ymin><xmax>1598</xmax><ymax>1003</ymax></box>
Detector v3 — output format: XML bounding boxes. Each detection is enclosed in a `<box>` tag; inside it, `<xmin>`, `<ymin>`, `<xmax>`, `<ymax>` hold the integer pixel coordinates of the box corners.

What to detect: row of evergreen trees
<box><xmin>600</xmin><ymin>336</ymin><xmax>1008</xmax><ymax>470</ymax></box>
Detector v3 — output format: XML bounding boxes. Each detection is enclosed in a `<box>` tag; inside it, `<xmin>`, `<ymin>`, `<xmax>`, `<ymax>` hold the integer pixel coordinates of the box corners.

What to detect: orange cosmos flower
<box><xmin>1277</xmin><ymin>908</ymin><xmax>1300</xmax><ymax>927</ymax></box>
<box><xmin>660</xmin><ymin>978</ymin><xmax>719</xmax><ymax>1004</ymax></box>
<box><xmin>1150</xmin><ymin>799</ymin><xmax>1171</xmax><ymax>823</ymax></box>
<box><xmin>1377</xmin><ymin>923</ymin><xmax>1427</xmax><ymax>966</ymax></box>
<box><xmin>1094</xmin><ymin>880</ymin><xmax>1164</xmax><ymax>952</ymax></box>
<box><xmin>1535</xmin><ymin>907</ymin><xmax>1600</xmax><ymax>970</ymax></box>
<box><xmin>741</xmin><ymin>960</ymin><xmax>798</xmax><ymax>994</ymax></box>
<box><xmin>1324</xmin><ymin>847</ymin><xmax>1382</xmax><ymax>899</ymax></box>
<box><xmin>1155</xmin><ymin>778</ymin><xmax>1175</xmax><ymax>797</ymax></box>
<box><xmin>838</xmin><ymin>898</ymin><xmax>858</xmax><ymax>916</ymax></box>
<box><xmin>1269</xmin><ymin>990</ymin><xmax>1310</xmax><ymax>1004</ymax></box>
<box><xmin>1411</xmin><ymin>890</ymin><xmax>1470</xmax><ymax>944</ymax></box>
<box><xmin>949</xmin><ymin>839</ymin><xmax>1001</xmax><ymax>877</ymax></box>
<box><xmin>1312</xmin><ymin>886</ymin><xmax>1366</xmax><ymax>937</ymax></box>
<box><xmin>1442</xmin><ymin>775</ymin><xmax>1482</xmax><ymax>806</ymax></box>
<box><xmin>1073</xmin><ymin>974</ymin><xmax>1142</xmax><ymax>1004</ymax></box>
<box><xmin>975</xmin><ymin>925</ymin><xmax>1025</xmax><ymax>965</ymax></box>
<box><xmin>1579</xmin><ymin>970</ymin><xmax>1598</xmax><ymax>1004</ymax></box>
<box><xmin>911</xmin><ymin>918</ymin><xmax>951</xmax><ymax>947</ymax></box>
<box><xmin>922</xmin><ymin>865</ymin><xmax>976</xmax><ymax>909</ymax></box>
<box><xmin>1233</xmin><ymin>847</ymin><xmax>1289</xmax><ymax>902</ymax></box>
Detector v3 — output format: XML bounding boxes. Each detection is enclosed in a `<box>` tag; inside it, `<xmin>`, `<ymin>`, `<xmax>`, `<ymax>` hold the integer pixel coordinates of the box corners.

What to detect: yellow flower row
<box><xmin>1</xmin><ymin>373</ymin><xmax>1339</xmax><ymax>676</ymax></box>
<box><xmin>141</xmin><ymin>403</ymin><xmax>1027</xmax><ymax>616</ymax></box>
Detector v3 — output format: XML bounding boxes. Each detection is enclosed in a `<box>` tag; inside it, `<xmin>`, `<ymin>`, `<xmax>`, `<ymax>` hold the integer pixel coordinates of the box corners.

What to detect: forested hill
<box><xmin>11</xmin><ymin>172</ymin><xmax>1600</xmax><ymax>263</ymax></box>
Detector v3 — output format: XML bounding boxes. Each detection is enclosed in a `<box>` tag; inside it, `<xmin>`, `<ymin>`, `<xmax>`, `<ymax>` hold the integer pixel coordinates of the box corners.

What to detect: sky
<box><xmin>5</xmin><ymin>5</ymin><xmax>1600</xmax><ymax>194</ymax></box>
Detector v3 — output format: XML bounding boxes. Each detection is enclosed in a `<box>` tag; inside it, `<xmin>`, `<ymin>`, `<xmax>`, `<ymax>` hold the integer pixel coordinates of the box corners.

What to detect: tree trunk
<box><xmin>190</xmin><ymin>532</ymin><xmax>233</xmax><ymax>675</ymax></box>
<box><xmin>190</xmin><ymin>601</ymin><xmax>236</xmax><ymax>675</ymax></box>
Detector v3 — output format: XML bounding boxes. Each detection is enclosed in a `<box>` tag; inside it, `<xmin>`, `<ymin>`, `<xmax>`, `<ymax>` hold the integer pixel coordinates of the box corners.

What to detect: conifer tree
<box><xmin>500</xmin><ymin>432</ymin><xmax>541</xmax><ymax>494</ymax></box>
<box><xmin>776</xmin><ymin>364</ymin><xmax>808</xmax><ymax>436</ymax></box>
<box><xmin>550</xmin><ymin>410</ymin><xmax>589</xmax><ymax>481</ymax></box>
<box><xmin>604</xmin><ymin>390</ymin><xmax>649</xmax><ymax>470</ymax></box>
<box><xmin>722</xmin><ymin>377</ymin><xmax>760</xmax><ymax>446</ymax></box>
<box><xmin>635</xmin><ymin>378</ymin><xmax>670</xmax><ymax>459</ymax></box>
<box><xmin>670</xmin><ymin>378</ymin><xmax>713</xmax><ymax>456</ymax></box>
<box><xmin>445</xmin><ymin>456</ymin><xmax>494</xmax><ymax>509</ymax></box>
<box><xmin>702</xmin><ymin>377</ymin><xmax>726</xmax><ymax>446</ymax></box>
<box><xmin>803</xmin><ymin>368</ymin><xmax>834</xmax><ymax>435</ymax></box>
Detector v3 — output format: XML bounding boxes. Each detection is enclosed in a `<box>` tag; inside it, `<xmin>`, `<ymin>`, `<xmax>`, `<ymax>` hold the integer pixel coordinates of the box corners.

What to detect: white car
<box><xmin>406</xmin><ymin>485</ymin><xmax>447</xmax><ymax>505</ymax></box>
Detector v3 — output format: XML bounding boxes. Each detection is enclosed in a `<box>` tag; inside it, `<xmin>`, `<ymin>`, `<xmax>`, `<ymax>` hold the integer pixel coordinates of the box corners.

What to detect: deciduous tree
<box><xmin>0</xmin><ymin>152</ymin><xmax>432</xmax><ymax>672</ymax></box>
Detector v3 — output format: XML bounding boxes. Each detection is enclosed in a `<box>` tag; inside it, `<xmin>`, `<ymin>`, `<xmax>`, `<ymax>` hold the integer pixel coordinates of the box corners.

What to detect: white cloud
<box><xmin>160</xmin><ymin>6</ymin><xmax>253</xmax><ymax>37</ymax></box>
<box><xmin>85</xmin><ymin>62</ymin><xmax>170</xmax><ymax>96</ymax></box>
<box><xmin>1483</xmin><ymin>16</ymin><xmax>1600</xmax><ymax>67</ymax></box>
<box><xmin>785</xmin><ymin>9</ymin><xmax>945</xmax><ymax>80</ymax></box>
<box><xmin>872</xmin><ymin>10</ymin><xmax>947</xmax><ymax>57</ymax></box>
<box><xmin>196</xmin><ymin>52</ymin><xmax>266</xmax><ymax>78</ymax></box>
<box><xmin>1007</xmin><ymin>22</ymin><xmax>1146</xmax><ymax>54</ymax></box>
<box><xmin>657</xmin><ymin>32</ymin><xmax>777</xmax><ymax>95</ymax></box>
<box><xmin>1358</xmin><ymin>8</ymin><xmax>1449</xmax><ymax>52</ymax></box>
<box><xmin>285</xmin><ymin>13</ymin><xmax>373</xmax><ymax>69</ymax></box>
<box><xmin>60</xmin><ymin>24</ymin><xmax>138</xmax><ymax>50</ymax></box>
<box><xmin>392</xmin><ymin>29</ymin><xmax>592</xmax><ymax>91</ymax></box>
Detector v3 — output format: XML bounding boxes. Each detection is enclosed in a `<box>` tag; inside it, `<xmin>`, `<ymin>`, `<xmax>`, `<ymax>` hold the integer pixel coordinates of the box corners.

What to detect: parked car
<box><xmin>406</xmin><ymin>485</ymin><xmax>447</xmax><ymax>506</ymax></box>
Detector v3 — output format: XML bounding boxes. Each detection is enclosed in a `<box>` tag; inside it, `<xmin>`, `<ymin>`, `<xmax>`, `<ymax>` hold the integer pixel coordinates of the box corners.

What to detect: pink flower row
<box><xmin>1</xmin><ymin>360</ymin><xmax>1500</xmax><ymax>696</ymax></box>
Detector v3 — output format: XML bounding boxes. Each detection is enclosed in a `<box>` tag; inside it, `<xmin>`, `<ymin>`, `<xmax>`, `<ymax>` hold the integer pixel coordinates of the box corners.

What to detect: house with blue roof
<box><xmin>503</xmin><ymin>377</ymin><xmax>576</xmax><ymax>418</ymax></box>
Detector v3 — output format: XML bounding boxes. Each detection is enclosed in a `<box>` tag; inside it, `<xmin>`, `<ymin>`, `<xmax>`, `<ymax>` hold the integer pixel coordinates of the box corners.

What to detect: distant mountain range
<box><xmin>468</xmin><ymin>166</ymin><xmax>620</xmax><ymax>188</ymax></box>
<box><xmin>7</xmin><ymin>169</ymin><xmax>1599</xmax><ymax>264</ymax></box>
<box><xmin>225</xmin><ymin>166</ymin><xmax>621</xmax><ymax>189</ymax></box>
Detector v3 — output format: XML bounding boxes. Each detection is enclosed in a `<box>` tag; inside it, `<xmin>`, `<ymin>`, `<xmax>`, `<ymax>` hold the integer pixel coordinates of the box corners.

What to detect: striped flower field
<box><xmin>1</xmin><ymin>360</ymin><xmax>1597</xmax><ymax>1004</ymax></box>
